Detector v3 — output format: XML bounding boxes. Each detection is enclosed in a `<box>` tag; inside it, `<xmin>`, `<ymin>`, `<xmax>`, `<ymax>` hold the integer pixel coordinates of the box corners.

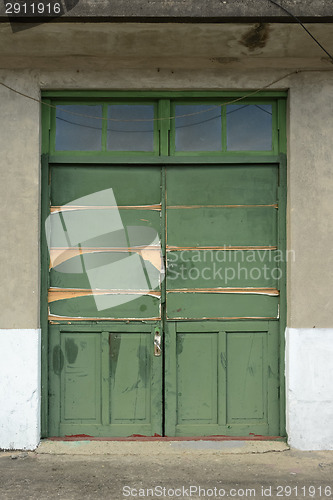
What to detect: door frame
<box><xmin>40</xmin><ymin>91</ymin><xmax>287</xmax><ymax>438</ymax></box>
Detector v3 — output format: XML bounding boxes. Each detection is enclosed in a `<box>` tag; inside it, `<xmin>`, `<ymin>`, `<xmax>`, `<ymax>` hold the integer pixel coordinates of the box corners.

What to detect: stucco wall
<box><xmin>286</xmin><ymin>328</ymin><xmax>333</xmax><ymax>450</ymax></box>
<box><xmin>288</xmin><ymin>74</ymin><xmax>333</xmax><ymax>328</ymax></box>
<box><xmin>0</xmin><ymin>329</ymin><xmax>40</xmax><ymax>450</ymax></box>
<box><xmin>0</xmin><ymin>72</ymin><xmax>40</xmax><ymax>329</ymax></box>
<box><xmin>0</xmin><ymin>22</ymin><xmax>332</xmax><ymax>449</ymax></box>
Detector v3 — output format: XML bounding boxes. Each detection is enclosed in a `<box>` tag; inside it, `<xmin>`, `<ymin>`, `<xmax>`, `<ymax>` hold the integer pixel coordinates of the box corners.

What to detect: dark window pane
<box><xmin>107</xmin><ymin>105</ymin><xmax>154</xmax><ymax>151</ymax></box>
<box><xmin>55</xmin><ymin>105</ymin><xmax>103</xmax><ymax>151</ymax></box>
<box><xmin>227</xmin><ymin>104</ymin><xmax>272</xmax><ymax>151</ymax></box>
<box><xmin>175</xmin><ymin>105</ymin><xmax>222</xmax><ymax>151</ymax></box>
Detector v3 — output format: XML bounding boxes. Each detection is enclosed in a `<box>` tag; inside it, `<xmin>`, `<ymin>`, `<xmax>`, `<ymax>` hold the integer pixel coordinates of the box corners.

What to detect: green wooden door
<box><xmin>164</xmin><ymin>164</ymin><xmax>280</xmax><ymax>436</ymax></box>
<box><xmin>48</xmin><ymin>162</ymin><xmax>281</xmax><ymax>437</ymax></box>
<box><xmin>48</xmin><ymin>165</ymin><xmax>163</xmax><ymax>437</ymax></box>
<box><xmin>44</xmin><ymin>94</ymin><xmax>286</xmax><ymax>438</ymax></box>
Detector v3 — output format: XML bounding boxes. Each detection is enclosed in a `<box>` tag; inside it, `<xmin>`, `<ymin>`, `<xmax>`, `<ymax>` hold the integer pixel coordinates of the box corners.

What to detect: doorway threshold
<box><xmin>47</xmin><ymin>435</ymin><xmax>285</xmax><ymax>442</ymax></box>
<box><xmin>38</xmin><ymin>438</ymin><xmax>289</xmax><ymax>456</ymax></box>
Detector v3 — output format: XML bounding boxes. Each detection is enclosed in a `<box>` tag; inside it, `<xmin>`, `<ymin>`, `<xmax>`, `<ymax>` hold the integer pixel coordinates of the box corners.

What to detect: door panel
<box><xmin>167</xmin><ymin>250</ymin><xmax>280</xmax><ymax>289</ymax></box>
<box><xmin>166</xmin><ymin>292</ymin><xmax>278</xmax><ymax>320</ymax></box>
<box><xmin>166</xmin><ymin>165</ymin><xmax>278</xmax><ymax>205</ymax></box>
<box><xmin>49</xmin><ymin>324</ymin><xmax>162</xmax><ymax>437</ymax></box>
<box><xmin>165</xmin><ymin>321</ymin><xmax>279</xmax><ymax>436</ymax></box>
<box><xmin>226</xmin><ymin>331</ymin><xmax>267</xmax><ymax>422</ymax></box>
<box><xmin>176</xmin><ymin>333</ymin><xmax>218</xmax><ymax>423</ymax></box>
<box><xmin>167</xmin><ymin>206</ymin><xmax>277</xmax><ymax>247</ymax></box>
<box><xmin>48</xmin><ymin>164</ymin><xmax>164</xmax><ymax>436</ymax></box>
<box><xmin>164</xmin><ymin>164</ymin><xmax>280</xmax><ymax>436</ymax></box>
<box><xmin>48</xmin><ymin>164</ymin><xmax>163</xmax><ymax>323</ymax></box>
<box><xmin>109</xmin><ymin>332</ymin><xmax>151</xmax><ymax>423</ymax></box>
<box><xmin>51</xmin><ymin>165</ymin><xmax>162</xmax><ymax>206</ymax></box>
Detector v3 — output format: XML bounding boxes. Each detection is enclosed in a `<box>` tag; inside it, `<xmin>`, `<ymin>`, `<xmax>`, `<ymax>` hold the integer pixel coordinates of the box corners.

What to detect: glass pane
<box><xmin>107</xmin><ymin>105</ymin><xmax>154</xmax><ymax>151</ymax></box>
<box><xmin>55</xmin><ymin>105</ymin><xmax>102</xmax><ymax>151</ymax></box>
<box><xmin>175</xmin><ymin>105</ymin><xmax>222</xmax><ymax>151</ymax></box>
<box><xmin>227</xmin><ymin>104</ymin><xmax>272</xmax><ymax>151</ymax></box>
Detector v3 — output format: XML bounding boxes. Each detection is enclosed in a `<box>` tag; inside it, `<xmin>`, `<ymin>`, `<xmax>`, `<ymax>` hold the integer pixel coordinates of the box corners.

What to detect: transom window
<box><xmin>50</xmin><ymin>96</ymin><xmax>280</xmax><ymax>156</ymax></box>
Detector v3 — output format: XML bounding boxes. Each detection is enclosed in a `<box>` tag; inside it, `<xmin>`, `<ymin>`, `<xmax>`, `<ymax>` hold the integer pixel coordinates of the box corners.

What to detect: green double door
<box><xmin>48</xmin><ymin>163</ymin><xmax>281</xmax><ymax>437</ymax></box>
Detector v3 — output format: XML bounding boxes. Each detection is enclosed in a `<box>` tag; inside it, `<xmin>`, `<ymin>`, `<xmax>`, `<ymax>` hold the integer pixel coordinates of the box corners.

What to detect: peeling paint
<box><xmin>49</xmin><ymin>313</ymin><xmax>161</xmax><ymax>322</ymax></box>
<box><xmin>51</xmin><ymin>204</ymin><xmax>162</xmax><ymax>213</ymax></box>
<box><xmin>166</xmin><ymin>246</ymin><xmax>278</xmax><ymax>251</ymax></box>
<box><xmin>48</xmin><ymin>288</ymin><xmax>161</xmax><ymax>303</ymax></box>
<box><xmin>167</xmin><ymin>288</ymin><xmax>279</xmax><ymax>296</ymax></box>
<box><xmin>50</xmin><ymin>246</ymin><xmax>161</xmax><ymax>268</ymax></box>
<box><xmin>168</xmin><ymin>316</ymin><xmax>277</xmax><ymax>320</ymax></box>
<box><xmin>167</xmin><ymin>204</ymin><xmax>278</xmax><ymax>209</ymax></box>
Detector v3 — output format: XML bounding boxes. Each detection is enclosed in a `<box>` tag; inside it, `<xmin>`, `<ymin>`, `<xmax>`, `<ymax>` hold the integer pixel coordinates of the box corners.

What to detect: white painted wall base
<box><xmin>286</xmin><ymin>328</ymin><xmax>333</xmax><ymax>450</ymax></box>
<box><xmin>0</xmin><ymin>329</ymin><xmax>41</xmax><ymax>450</ymax></box>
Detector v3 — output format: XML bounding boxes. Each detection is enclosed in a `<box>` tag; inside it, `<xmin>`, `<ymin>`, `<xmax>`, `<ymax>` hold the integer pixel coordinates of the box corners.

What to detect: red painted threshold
<box><xmin>48</xmin><ymin>434</ymin><xmax>284</xmax><ymax>442</ymax></box>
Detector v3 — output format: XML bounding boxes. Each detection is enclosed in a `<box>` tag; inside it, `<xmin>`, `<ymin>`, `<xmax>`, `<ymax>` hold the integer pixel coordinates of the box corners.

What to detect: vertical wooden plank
<box><xmin>267</xmin><ymin>321</ymin><xmax>280</xmax><ymax>435</ymax></box>
<box><xmin>48</xmin><ymin>325</ymin><xmax>61</xmax><ymax>437</ymax></box>
<box><xmin>101</xmin><ymin>331</ymin><xmax>110</xmax><ymax>426</ymax></box>
<box><xmin>176</xmin><ymin>332</ymin><xmax>218</xmax><ymax>424</ymax></box>
<box><xmin>151</xmin><ymin>323</ymin><xmax>163</xmax><ymax>436</ymax></box>
<box><xmin>164</xmin><ymin>321</ymin><xmax>177</xmax><ymax>436</ymax></box>
<box><xmin>226</xmin><ymin>331</ymin><xmax>266</xmax><ymax>422</ymax></box>
<box><xmin>218</xmin><ymin>331</ymin><xmax>227</xmax><ymax>426</ymax></box>
<box><xmin>109</xmin><ymin>332</ymin><xmax>150</xmax><ymax>423</ymax></box>
<box><xmin>61</xmin><ymin>332</ymin><xmax>101</xmax><ymax>423</ymax></box>
<box><xmin>40</xmin><ymin>98</ymin><xmax>51</xmax><ymax>438</ymax></box>
<box><xmin>277</xmin><ymin>97</ymin><xmax>287</xmax><ymax>437</ymax></box>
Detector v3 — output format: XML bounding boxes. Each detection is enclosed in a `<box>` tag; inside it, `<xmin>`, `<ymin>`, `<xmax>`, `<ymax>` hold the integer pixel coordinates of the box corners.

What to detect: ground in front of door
<box><xmin>1</xmin><ymin>441</ymin><xmax>333</xmax><ymax>500</ymax></box>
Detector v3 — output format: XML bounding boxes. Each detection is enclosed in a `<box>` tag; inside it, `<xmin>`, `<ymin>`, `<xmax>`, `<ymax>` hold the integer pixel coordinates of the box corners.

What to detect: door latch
<box><xmin>154</xmin><ymin>329</ymin><xmax>162</xmax><ymax>357</ymax></box>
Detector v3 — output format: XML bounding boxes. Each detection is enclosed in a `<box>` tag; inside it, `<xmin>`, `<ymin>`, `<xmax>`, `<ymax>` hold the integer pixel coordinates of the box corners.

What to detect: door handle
<box><xmin>154</xmin><ymin>329</ymin><xmax>162</xmax><ymax>357</ymax></box>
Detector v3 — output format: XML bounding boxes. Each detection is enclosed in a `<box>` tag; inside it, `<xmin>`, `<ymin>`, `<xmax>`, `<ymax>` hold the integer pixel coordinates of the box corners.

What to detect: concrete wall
<box><xmin>0</xmin><ymin>71</ymin><xmax>40</xmax><ymax>329</ymax></box>
<box><xmin>1</xmin><ymin>0</ymin><xmax>332</xmax><ymax>20</ymax></box>
<box><xmin>286</xmin><ymin>329</ymin><xmax>333</xmax><ymax>450</ymax></box>
<box><xmin>0</xmin><ymin>330</ymin><xmax>40</xmax><ymax>450</ymax></box>
<box><xmin>0</xmin><ymin>22</ymin><xmax>332</xmax><ymax>449</ymax></box>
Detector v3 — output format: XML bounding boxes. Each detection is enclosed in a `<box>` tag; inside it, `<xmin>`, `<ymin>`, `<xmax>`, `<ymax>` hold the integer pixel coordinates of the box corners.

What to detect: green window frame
<box><xmin>51</xmin><ymin>100</ymin><xmax>160</xmax><ymax>157</ymax></box>
<box><xmin>45</xmin><ymin>92</ymin><xmax>284</xmax><ymax>159</ymax></box>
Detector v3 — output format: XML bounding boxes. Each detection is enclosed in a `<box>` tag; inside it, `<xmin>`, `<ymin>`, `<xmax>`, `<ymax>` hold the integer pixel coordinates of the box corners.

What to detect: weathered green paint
<box><xmin>49</xmin><ymin>154</ymin><xmax>283</xmax><ymax>164</ymax></box>
<box><xmin>166</xmin><ymin>165</ymin><xmax>278</xmax><ymax>205</ymax></box>
<box><xmin>49</xmin><ymin>294</ymin><xmax>161</xmax><ymax>320</ymax></box>
<box><xmin>167</xmin><ymin>206</ymin><xmax>277</xmax><ymax>247</ymax></box>
<box><xmin>276</xmin><ymin>99</ymin><xmax>287</xmax><ymax>435</ymax></box>
<box><xmin>50</xmin><ymin>254</ymin><xmax>160</xmax><ymax>290</ymax></box>
<box><xmin>40</xmin><ymin>97</ymin><xmax>52</xmax><ymax>437</ymax></box>
<box><xmin>43</xmin><ymin>93</ymin><xmax>287</xmax><ymax>438</ymax></box>
<box><xmin>164</xmin><ymin>321</ymin><xmax>279</xmax><ymax>436</ymax></box>
<box><xmin>49</xmin><ymin>323</ymin><xmax>163</xmax><ymax>437</ymax></box>
<box><xmin>48</xmin><ymin>94</ymin><xmax>280</xmax><ymax>159</ymax></box>
<box><xmin>51</xmin><ymin>165</ymin><xmax>162</xmax><ymax>205</ymax></box>
<box><xmin>167</xmin><ymin>250</ymin><xmax>280</xmax><ymax>289</ymax></box>
<box><xmin>42</xmin><ymin>90</ymin><xmax>287</xmax><ymax>99</ymax></box>
<box><xmin>166</xmin><ymin>293</ymin><xmax>278</xmax><ymax>320</ymax></box>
